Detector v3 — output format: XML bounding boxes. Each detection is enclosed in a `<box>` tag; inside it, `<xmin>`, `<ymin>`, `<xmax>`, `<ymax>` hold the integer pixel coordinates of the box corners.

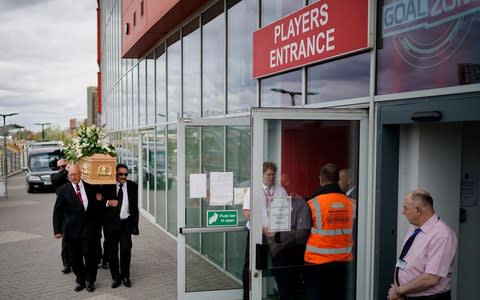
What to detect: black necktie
<box><xmin>395</xmin><ymin>228</ymin><xmax>421</xmax><ymax>284</ymax></box>
<box><xmin>117</xmin><ymin>183</ymin><xmax>123</xmax><ymax>207</ymax></box>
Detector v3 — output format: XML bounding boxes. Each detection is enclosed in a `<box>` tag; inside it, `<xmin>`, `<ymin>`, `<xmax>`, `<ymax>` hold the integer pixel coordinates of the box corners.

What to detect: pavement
<box><xmin>0</xmin><ymin>173</ymin><xmax>177</xmax><ymax>300</ymax></box>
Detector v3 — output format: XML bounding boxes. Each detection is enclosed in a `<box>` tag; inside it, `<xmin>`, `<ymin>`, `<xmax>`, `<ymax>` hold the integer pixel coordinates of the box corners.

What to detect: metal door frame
<box><xmin>250</xmin><ymin>107</ymin><xmax>372</xmax><ymax>300</ymax></box>
<box><xmin>177</xmin><ymin>116</ymin><xmax>250</xmax><ymax>300</ymax></box>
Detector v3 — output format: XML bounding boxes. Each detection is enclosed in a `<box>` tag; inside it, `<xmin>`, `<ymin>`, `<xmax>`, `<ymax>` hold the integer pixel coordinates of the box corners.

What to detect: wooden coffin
<box><xmin>79</xmin><ymin>153</ymin><xmax>117</xmax><ymax>184</ymax></box>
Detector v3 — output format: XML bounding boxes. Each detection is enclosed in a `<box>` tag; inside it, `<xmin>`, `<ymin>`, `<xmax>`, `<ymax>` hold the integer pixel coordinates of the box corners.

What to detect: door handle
<box><xmin>255</xmin><ymin>243</ymin><xmax>268</xmax><ymax>270</ymax></box>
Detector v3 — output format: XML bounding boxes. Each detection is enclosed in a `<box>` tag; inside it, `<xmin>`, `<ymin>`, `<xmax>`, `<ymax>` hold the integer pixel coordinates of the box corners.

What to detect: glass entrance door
<box><xmin>177</xmin><ymin>117</ymin><xmax>250</xmax><ymax>300</ymax></box>
<box><xmin>249</xmin><ymin>108</ymin><xmax>370</xmax><ymax>300</ymax></box>
<box><xmin>139</xmin><ymin>129</ymin><xmax>156</xmax><ymax>218</ymax></box>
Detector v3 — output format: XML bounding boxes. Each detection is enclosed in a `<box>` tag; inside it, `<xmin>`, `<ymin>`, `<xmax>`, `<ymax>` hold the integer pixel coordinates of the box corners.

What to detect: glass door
<box><xmin>249</xmin><ymin>108</ymin><xmax>370</xmax><ymax>300</ymax></box>
<box><xmin>177</xmin><ymin>117</ymin><xmax>251</xmax><ymax>300</ymax></box>
<box><xmin>139</xmin><ymin>129</ymin><xmax>156</xmax><ymax>219</ymax></box>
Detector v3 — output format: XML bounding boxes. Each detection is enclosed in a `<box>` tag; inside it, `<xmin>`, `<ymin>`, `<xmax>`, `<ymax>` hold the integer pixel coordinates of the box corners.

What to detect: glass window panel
<box><xmin>132</xmin><ymin>65</ymin><xmax>139</xmax><ymax>127</ymax></box>
<box><xmin>261</xmin><ymin>70</ymin><xmax>302</xmax><ymax>107</ymax></box>
<box><xmin>185</xmin><ymin>127</ymin><xmax>202</xmax><ymax>251</ymax></box>
<box><xmin>201</xmin><ymin>127</ymin><xmax>225</xmax><ymax>266</ymax></box>
<box><xmin>167</xmin><ymin>32</ymin><xmax>181</xmax><ymax>121</ymax></box>
<box><xmin>155</xmin><ymin>43</ymin><xmax>167</xmax><ymax>123</ymax></box>
<box><xmin>146</xmin><ymin>51</ymin><xmax>155</xmax><ymax>125</ymax></box>
<box><xmin>155</xmin><ymin>125</ymin><xmax>167</xmax><ymax>228</ymax></box>
<box><xmin>307</xmin><ymin>53</ymin><xmax>370</xmax><ymax>103</ymax></box>
<box><xmin>202</xmin><ymin>1</ymin><xmax>225</xmax><ymax>117</ymax></box>
<box><xmin>376</xmin><ymin>1</ymin><xmax>480</xmax><ymax>94</ymax></box>
<box><xmin>182</xmin><ymin>18</ymin><xmax>201</xmax><ymax>118</ymax></box>
<box><xmin>261</xmin><ymin>0</ymin><xmax>304</xmax><ymax>26</ymax></box>
<box><xmin>167</xmin><ymin>124</ymin><xmax>178</xmax><ymax>236</ymax></box>
<box><xmin>227</xmin><ymin>0</ymin><xmax>257</xmax><ymax>114</ymax></box>
<box><xmin>139</xmin><ymin>59</ymin><xmax>146</xmax><ymax>126</ymax></box>
<box><xmin>185</xmin><ymin>231</ymin><xmax>242</xmax><ymax>292</ymax></box>
<box><xmin>225</xmin><ymin>126</ymin><xmax>250</xmax><ymax>278</ymax></box>
<box><xmin>260</xmin><ymin>119</ymin><xmax>359</xmax><ymax>299</ymax></box>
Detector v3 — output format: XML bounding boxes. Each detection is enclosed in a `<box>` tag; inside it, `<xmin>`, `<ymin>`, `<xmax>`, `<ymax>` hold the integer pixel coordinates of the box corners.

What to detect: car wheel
<box><xmin>27</xmin><ymin>182</ymin><xmax>34</xmax><ymax>193</ymax></box>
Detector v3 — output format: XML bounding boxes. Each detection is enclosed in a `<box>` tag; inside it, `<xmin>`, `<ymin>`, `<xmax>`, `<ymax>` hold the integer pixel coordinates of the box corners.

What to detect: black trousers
<box><xmin>271</xmin><ymin>244</ymin><xmax>306</xmax><ymax>300</ymax></box>
<box><xmin>303</xmin><ymin>261</ymin><xmax>349</xmax><ymax>300</ymax></box>
<box><xmin>61</xmin><ymin>238</ymin><xmax>71</xmax><ymax>267</ymax></box>
<box><xmin>68</xmin><ymin>237</ymin><xmax>98</xmax><ymax>284</ymax></box>
<box><xmin>242</xmin><ymin>232</ymin><xmax>250</xmax><ymax>300</ymax></box>
<box><xmin>405</xmin><ymin>290</ymin><xmax>451</xmax><ymax>300</ymax></box>
<box><xmin>105</xmin><ymin>218</ymin><xmax>133</xmax><ymax>280</ymax></box>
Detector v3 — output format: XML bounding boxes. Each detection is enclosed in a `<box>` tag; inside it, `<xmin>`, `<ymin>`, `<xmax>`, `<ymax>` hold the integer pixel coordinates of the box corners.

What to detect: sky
<box><xmin>0</xmin><ymin>0</ymin><xmax>98</xmax><ymax>132</ymax></box>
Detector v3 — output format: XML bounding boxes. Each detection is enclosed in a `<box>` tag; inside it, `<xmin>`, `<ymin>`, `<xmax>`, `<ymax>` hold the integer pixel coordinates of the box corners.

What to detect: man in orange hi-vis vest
<box><xmin>303</xmin><ymin>163</ymin><xmax>354</xmax><ymax>300</ymax></box>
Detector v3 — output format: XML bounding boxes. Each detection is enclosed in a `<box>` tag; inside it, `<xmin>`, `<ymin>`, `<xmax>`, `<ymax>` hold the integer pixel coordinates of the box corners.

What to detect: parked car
<box><xmin>25</xmin><ymin>146</ymin><xmax>63</xmax><ymax>193</ymax></box>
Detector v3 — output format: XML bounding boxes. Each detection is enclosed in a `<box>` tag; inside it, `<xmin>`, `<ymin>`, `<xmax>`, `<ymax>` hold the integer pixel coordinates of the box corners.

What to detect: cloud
<box><xmin>0</xmin><ymin>0</ymin><xmax>97</xmax><ymax>131</ymax></box>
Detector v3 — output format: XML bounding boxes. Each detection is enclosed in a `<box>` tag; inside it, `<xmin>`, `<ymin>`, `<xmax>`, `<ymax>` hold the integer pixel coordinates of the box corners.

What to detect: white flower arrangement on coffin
<box><xmin>64</xmin><ymin>125</ymin><xmax>117</xmax><ymax>184</ymax></box>
<box><xmin>64</xmin><ymin>125</ymin><xmax>116</xmax><ymax>162</ymax></box>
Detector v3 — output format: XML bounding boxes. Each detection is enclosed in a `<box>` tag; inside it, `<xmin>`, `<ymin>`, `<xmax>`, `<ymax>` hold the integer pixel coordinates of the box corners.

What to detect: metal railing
<box><xmin>0</xmin><ymin>149</ymin><xmax>26</xmax><ymax>176</ymax></box>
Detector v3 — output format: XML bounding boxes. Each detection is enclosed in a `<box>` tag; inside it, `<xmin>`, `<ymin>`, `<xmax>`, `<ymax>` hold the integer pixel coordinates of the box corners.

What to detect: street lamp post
<box><xmin>1</xmin><ymin>112</ymin><xmax>19</xmax><ymax>199</ymax></box>
<box><xmin>270</xmin><ymin>88</ymin><xmax>319</xmax><ymax>106</ymax></box>
<box><xmin>34</xmin><ymin>122</ymin><xmax>52</xmax><ymax>141</ymax></box>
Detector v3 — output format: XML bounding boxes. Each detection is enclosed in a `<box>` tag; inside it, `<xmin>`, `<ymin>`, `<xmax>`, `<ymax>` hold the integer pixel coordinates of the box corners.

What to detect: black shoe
<box><xmin>122</xmin><ymin>277</ymin><xmax>132</xmax><ymax>288</ymax></box>
<box><xmin>101</xmin><ymin>260</ymin><xmax>109</xmax><ymax>269</ymax></box>
<box><xmin>111</xmin><ymin>279</ymin><xmax>121</xmax><ymax>288</ymax></box>
<box><xmin>86</xmin><ymin>281</ymin><xmax>95</xmax><ymax>292</ymax></box>
<box><xmin>74</xmin><ymin>282</ymin><xmax>85</xmax><ymax>292</ymax></box>
<box><xmin>62</xmin><ymin>266</ymin><xmax>72</xmax><ymax>274</ymax></box>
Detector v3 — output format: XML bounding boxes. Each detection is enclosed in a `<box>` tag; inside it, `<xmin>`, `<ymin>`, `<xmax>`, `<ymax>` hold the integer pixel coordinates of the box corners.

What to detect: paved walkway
<box><xmin>0</xmin><ymin>173</ymin><xmax>177</xmax><ymax>300</ymax></box>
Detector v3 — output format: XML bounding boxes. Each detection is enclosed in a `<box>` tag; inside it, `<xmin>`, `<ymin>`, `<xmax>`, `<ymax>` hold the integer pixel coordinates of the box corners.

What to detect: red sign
<box><xmin>253</xmin><ymin>0</ymin><xmax>371</xmax><ymax>79</ymax></box>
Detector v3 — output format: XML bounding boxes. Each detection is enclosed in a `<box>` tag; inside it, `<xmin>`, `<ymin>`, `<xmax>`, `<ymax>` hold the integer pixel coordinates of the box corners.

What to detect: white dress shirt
<box><xmin>118</xmin><ymin>182</ymin><xmax>130</xmax><ymax>220</ymax></box>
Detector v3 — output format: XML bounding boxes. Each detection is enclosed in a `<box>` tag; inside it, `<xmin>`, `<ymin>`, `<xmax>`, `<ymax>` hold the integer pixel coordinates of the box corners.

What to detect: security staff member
<box><xmin>303</xmin><ymin>163</ymin><xmax>353</xmax><ymax>300</ymax></box>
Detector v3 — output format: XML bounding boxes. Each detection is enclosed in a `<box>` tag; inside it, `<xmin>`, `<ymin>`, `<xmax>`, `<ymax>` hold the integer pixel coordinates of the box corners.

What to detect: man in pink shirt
<box><xmin>387</xmin><ymin>189</ymin><xmax>457</xmax><ymax>300</ymax></box>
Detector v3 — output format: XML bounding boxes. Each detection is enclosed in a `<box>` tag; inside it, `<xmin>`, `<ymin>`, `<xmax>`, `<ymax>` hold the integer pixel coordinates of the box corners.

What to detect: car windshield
<box><xmin>29</xmin><ymin>151</ymin><xmax>62</xmax><ymax>171</ymax></box>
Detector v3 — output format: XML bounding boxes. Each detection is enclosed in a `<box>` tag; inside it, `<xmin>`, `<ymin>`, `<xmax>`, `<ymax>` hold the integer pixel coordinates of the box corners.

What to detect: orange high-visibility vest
<box><xmin>304</xmin><ymin>193</ymin><xmax>353</xmax><ymax>264</ymax></box>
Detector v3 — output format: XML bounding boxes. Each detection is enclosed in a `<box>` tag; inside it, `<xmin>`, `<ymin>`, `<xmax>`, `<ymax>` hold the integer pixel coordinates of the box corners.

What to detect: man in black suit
<box><xmin>102</xmin><ymin>163</ymin><xmax>139</xmax><ymax>288</ymax></box>
<box><xmin>51</xmin><ymin>159</ymin><xmax>71</xmax><ymax>274</ymax></box>
<box><xmin>53</xmin><ymin>164</ymin><xmax>103</xmax><ymax>292</ymax></box>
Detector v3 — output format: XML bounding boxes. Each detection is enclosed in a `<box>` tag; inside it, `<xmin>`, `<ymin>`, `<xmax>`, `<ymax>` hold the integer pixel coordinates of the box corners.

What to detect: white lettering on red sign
<box><xmin>270</xmin><ymin>3</ymin><xmax>334</xmax><ymax>69</ymax></box>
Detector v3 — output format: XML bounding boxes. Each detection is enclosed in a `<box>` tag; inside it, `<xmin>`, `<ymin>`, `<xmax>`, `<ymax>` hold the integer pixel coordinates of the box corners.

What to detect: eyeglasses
<box><xmin>117</xmin><ymin>172</ymin><xmax>129</xmax><ymax>177</ymax></box>
<box><xmin>58</xmin><ymin>165</ymin><xmax>67</xmax><ymax>169</ymax></box>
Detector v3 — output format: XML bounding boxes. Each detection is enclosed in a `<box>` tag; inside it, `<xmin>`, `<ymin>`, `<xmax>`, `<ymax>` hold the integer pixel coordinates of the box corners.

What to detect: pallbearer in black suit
<box><xmin>102</xmin><ymin>163</ymin><xmax>139</xmax><ymax>288</ymax></box>
<box><xmin>52</xmin><ymin>164</ymin><xmax>103</xmax><ymax>292</ymax></box>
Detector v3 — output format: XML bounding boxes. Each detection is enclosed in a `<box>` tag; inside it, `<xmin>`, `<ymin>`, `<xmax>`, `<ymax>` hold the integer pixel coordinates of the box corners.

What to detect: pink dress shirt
<box><xmin>398</xmin><ymin>214</ymin><xmax>457</xmax><ymax>297</ymax></box>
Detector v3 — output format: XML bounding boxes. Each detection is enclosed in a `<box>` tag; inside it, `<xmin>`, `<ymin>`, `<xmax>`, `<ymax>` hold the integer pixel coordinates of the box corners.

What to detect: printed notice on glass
<box><xmin>210</xmin><ymin>172</ymin><xmax>234</xmax><ymax>206</ymax></box>
<box><xmin>234</xmin><ymin>187</ymin><xmax>249</xmax><ymax>205</ymax></box>
<box><xmin>268</xmin><ymin>196</ymin><xmax>291</xmax><ymax>232</ymax></box>
<box><xmin>190</xmin><ymin>173</ymin><xmax>207</xmax><ymax>198</ymax></box>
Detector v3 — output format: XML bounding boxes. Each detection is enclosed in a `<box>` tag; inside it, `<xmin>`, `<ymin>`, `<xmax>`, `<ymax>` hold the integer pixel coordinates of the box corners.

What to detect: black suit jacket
<box><xmin>52</xmin><ymin>181</ymin><xmax>102</xmax><ymax>240</ymax></box>
<box><xmin>101</xmin><ymin>180</ymin><xmax>139</xmax><ymax>236</ymax></box>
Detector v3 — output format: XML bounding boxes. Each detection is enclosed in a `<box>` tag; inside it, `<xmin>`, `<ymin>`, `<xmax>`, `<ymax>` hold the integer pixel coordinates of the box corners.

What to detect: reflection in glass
<box><xmin>185</xmin><ymin>127</ymin><xmax>201</xmax><ymax>251</ymax></box>
<box><xmin>307</xmin><ymin>53</ymin><xmax>370</xmax><ymax>103</ymax></box>
<box><xmin>227</xmin><ymin>0</ymin><xmax>256</xmax><ymax>114</ymax></box>
<box><xmin>183</xmin><ymin>19</ymin><xmax>201</xmax><ymax>118</ymax></box>
<box><xmin>167</xmin><ymin>32</ymin><xmax>181</xmax><ymax>121</ymax></box>
<box><xmin>225</xmin><ymin>126</ymin><xmax>250</xmax><ymax>278</ymax></box>
<box><xmin>139</xmin><ymin>59</ymin><xmax>146</xmax><ymax>126</ymax></box>
<box><xmin>146</xmin><ymin>52</ymin><xmax>155</xmax><ymax>125</ymax></box>
<box><xmin>261</xmin><ymin>0</ymin><xmax>304</xmax><ymax>26</ymax></box>
<box><xmin>167</xmin><ymin>124</ymin><xmax>178</xmax><ymax>236</ymax></box>
<box><xmin>185</xmin><ymin>232</ymin><xmax>242</xmax><ymax>292</ymax></box>
<box><xmin>261</xmin><ymin>70</ymin><xmax>302</xmax><ymax>107</ymax></box>
<box><xmin>376</xmin><ymin>3</ymin><xmax>480</xmax><ymax>94</ymax></box>
<box><xmin>201</xmin><ymin>127</ymin><xmax>225</xmax><ymax>267</ymax></box>
<box><xmin>202</xmin><ymin>1</ymin><xmax>225</xmax><ymax>117</ymax></box>
<box><xmin>155</xmin><ymin>43</ymin><xmax>167</xmax><ymax>123</ymax></box>
<box><xmin>132</xmin><ymin>65</ymin><xmax>139</xmax><ymax>127</ymax></box>
<box><xmin>155</xmin><ymin>126</ymin><xmax>167</xmax><ymax>228</ymax></box>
